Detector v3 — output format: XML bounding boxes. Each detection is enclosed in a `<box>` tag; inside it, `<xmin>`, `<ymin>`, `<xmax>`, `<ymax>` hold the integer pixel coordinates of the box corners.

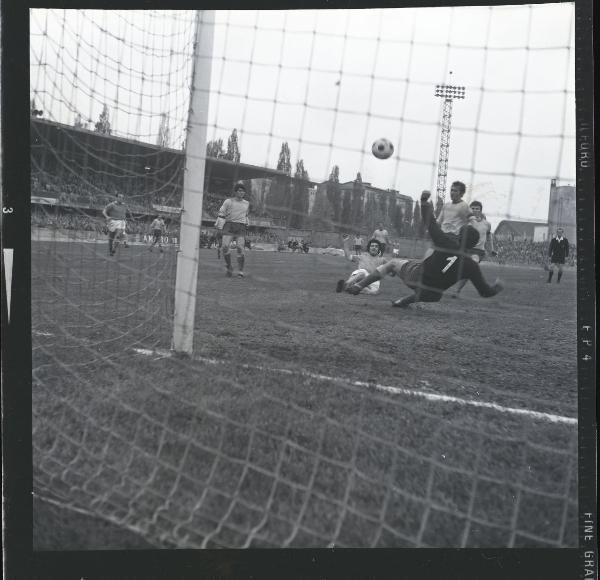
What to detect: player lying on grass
<box><xmin>335</xmin><ymin>236</ymin><xmax>387</xmax><ymax>295</ymax></box>
<box><xmin>346</xmin><ymin>192</ymin><xmax>504</xmax><ymax>307</ymax></box>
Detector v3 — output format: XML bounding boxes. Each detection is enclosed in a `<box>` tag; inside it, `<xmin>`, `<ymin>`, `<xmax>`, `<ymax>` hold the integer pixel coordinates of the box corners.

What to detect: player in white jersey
<box><xmin>423</xmin><ymin>182</ymin><xmax>471</xmax><ymax>260</ymax></box>
<box><xmin>437</xmin><ymin>181</ymin><xmax>471</xmax><ymax>235</ymax></box>
<box><xmin>371</xmin><ymin>222</ymin><xmax>390</xmax><ymax>254</ymax></box>
<box><xmin>335</xmin><ymin>236</ymin><xmax>388</xmax><ymax>295</ymax></box>
<box><xmin>149</xmin><ymin>216</ymin><xmax>165</xmax><ymax>253</ymax></box>
<box><xmin>452</xmin><ymin>200</ymin><xmax>496</xmax><ymax>297</ymax></box>
<box><xmin>217</xmin><ymin>181</ymin><xmax>250</xmax><ymax>277</ymax></box>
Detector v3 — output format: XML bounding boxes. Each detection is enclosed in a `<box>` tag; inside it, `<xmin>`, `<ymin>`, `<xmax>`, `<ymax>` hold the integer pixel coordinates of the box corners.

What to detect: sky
<box><xmin>30</xmin><ymin>4</ymin><xmax>576</xmax><ymax>228</ymax></box>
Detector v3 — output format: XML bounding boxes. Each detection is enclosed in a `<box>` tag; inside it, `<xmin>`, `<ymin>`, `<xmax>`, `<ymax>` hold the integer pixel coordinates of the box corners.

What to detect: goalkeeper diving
<box><xmin>346</xmin><ymin>191</ymin><xmax>504</xmax><ymax>307</ymax></box>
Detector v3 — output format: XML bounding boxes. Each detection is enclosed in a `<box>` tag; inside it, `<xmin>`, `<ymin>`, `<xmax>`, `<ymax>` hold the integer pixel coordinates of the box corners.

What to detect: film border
<box><xmin>0</xmin><ymin>0</ymin><xmax>596</xmax><ymax>578</ymax></box>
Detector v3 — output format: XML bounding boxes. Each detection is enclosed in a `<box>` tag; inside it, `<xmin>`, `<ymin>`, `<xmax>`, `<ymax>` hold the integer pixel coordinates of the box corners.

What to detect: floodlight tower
<box><xmin>434</xmin><ymin>82</ymin><xmax>465</xmax><ymax>211</ymax></box>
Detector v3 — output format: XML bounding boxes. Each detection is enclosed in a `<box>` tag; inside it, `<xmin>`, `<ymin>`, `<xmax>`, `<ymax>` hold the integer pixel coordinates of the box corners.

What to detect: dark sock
<box><xmin>237</xmin><ymin>255</ymin><xmax>245</xmax><ymax>271</ymax></box>
<box><xmin>392</xmin><ymin>294</ymin><xmax>417</xmax><ymax>308</ymax></box>
<box><xmin>224</xmin><ymin>253</ymin><xmax>232</xmax><ymax>269</ymax></box>
<box><xmin>547</xmin><ymin>271</ymin><xmax>553</xmax><ymax>283</ymax></box>
<box><xmin>557</xmin><ymin>272</ymin><xmax>562</xmax><ymax>283</ymax></box>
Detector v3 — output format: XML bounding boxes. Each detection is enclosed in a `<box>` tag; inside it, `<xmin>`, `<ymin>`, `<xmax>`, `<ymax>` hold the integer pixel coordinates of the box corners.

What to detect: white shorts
<box><xmin>348</xmin><ymin>268</ymin><xmax>380</xmax><ymax>295</ymax></box>
<box><xmin>108</xmin><ymin>219</ymin><xmax>126</xmax><ymax>233</ymax></box>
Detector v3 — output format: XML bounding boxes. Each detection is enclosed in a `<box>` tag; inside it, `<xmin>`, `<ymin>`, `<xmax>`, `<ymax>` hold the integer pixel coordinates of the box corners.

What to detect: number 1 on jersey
<box><xmin>442</xmin><ymin>255</ymin><xmax>458</xmax><ymax>273</ymax></box>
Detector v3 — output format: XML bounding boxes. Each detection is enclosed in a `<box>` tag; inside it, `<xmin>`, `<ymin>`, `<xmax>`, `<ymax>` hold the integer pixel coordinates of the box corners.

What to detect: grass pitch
<box><xmin>32</xmin><ymin>241</ymin><xmax>578</xmax><ymax>549</ymax></box>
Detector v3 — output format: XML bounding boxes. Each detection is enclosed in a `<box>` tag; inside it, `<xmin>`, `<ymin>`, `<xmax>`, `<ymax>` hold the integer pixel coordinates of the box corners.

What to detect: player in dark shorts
<box><xmin>346</xmin><ymin>192</ymin><xmax>504</xmax><ymax>307</ymax></box>
<box><xmin>547</xmin><ymin>227</ymin><xmax>569</xmax><ymax>283</ymax></box>
<box><xmin>149</xmin><ymin>216</ymin><xmax>165</xmax><ymax>253</ymax></box>
<box><xmin>102</xmin><ymin>193</ymin><xmax>131</xmax><ymax>256</ymax></box>
<box><xmin>217</xmin><ymin>182</ymin><xmax>250</xmax><ymax>277</ymax></box>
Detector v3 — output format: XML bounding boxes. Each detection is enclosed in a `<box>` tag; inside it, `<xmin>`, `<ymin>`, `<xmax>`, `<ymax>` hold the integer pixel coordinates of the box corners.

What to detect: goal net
<box><xmin>31</xmin><ymin>6</ymin><xmax>577</xmax><ymax>549</ymax></box>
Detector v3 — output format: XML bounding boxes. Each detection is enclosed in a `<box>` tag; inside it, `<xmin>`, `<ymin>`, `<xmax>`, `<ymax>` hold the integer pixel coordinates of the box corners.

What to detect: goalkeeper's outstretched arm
<box><xmin>420</xmin><ymin>192</ymin><xmax>457</xmax><ymax>250</ymax></box>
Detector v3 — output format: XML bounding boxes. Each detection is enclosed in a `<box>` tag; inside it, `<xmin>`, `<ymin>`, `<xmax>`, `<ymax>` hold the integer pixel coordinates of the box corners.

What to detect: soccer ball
<box><xmin>372</xmin><ymin>138</ymin><xmax>394</xmax><ymax>159</ymax></box>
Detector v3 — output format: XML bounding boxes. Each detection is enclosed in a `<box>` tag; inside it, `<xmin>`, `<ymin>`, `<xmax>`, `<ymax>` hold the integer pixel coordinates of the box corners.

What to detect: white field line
<box><xmin>133</xmin><ymin>348</ymin><xmax>577</xmax><ymax>426</ymax></box>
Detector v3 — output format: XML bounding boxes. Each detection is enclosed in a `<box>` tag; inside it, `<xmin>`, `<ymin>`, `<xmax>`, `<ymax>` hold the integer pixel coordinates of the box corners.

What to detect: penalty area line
<box><xmin>132</xmin><ymin>348</ymin><xmax>577</xmax><ymax>426</ymax></box>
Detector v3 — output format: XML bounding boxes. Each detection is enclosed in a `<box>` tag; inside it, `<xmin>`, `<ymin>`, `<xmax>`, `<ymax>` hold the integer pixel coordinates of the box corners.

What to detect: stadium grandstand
<box><xmin>32</xmin><ymin>116</ymin><xmax>576</xmax><ymax>267</ymax></box>
<box><xmin>31</xmin><ymin>117</ymin><xmax>292</xmax><ymax>234</ymax></box>
<box><xmin>31</xmin><ymin>116</ymin><xmax>428</xmax><ymax>249</ymax></box>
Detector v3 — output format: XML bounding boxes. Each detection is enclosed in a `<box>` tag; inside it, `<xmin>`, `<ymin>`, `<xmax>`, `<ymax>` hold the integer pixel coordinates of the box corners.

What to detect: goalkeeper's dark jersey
<box><xmin>412</xmin><ymin>203</ymin><xmax>500</xmax><ymax>302</ymax></box>
<box><xmin>419</xmin><ymin>248</ymin><xmax>496</xmax><ymax>300</ymax></box>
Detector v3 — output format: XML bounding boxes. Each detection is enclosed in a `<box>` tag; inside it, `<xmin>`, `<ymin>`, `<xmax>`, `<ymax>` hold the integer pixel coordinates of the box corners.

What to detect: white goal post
<box><xmin>172</xmin><ymin>10</ymin><xmax>215</xmax><ymax>354</ymax></box>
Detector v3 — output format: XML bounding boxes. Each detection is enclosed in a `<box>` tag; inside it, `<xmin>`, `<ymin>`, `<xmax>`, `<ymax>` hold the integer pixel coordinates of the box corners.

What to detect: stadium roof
<box><xmin>31</xmin><ymin>117</ymin><xmax>292</xmax><ymax>184</ymax></box>
<box><xmin>204</xmin><ymin>157</ymin><xmax>290</xmax><ymax>183</ymax></box>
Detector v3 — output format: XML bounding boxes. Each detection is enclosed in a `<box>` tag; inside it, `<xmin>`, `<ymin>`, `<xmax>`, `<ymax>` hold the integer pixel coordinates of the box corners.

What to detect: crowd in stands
<box><xmin>31</xmin><ymin>171</ymin><xmax>278</xmax><ymax>222</ymax></box>
<box><xmin>491</xmin><ymin>238</ymin><xmax>576</xmax><ymax>267</ymax></box>
<box><xmin>31</xmin><ymin>206</ymin><xmax>102</xmax><ymax>232</ymax></box>
<box><xmin>31</xmin><ymin>170</ymin><xmax>182</xmax><ymax>212</ymax></box>
<box><xmin>32</xmin><ymin>168</ymin><xmax>288</xmax><ymax>232</ymax></box>
<box><xmin>31</xmin><ymin>206</ymin><xmax>178</xmax><ymax>237</ymax></box>
<box><xmin>31</xmin><ymin>205</ymin><xmax>577</xmax><ymax>266</ymax></box>
<box><xmin>195</xmin><ymin>229</ymin><xmax>289</xmax><ymax>248</ymax></box>
<box><xmin>249</xmin><ymin>230</ymin><xmax>281</xmax><ymax>244</ymax></box>
<box><xmin>31</xmin><ymin>171</ymin><xmax>577</xmax><ymax>266</ymax></box>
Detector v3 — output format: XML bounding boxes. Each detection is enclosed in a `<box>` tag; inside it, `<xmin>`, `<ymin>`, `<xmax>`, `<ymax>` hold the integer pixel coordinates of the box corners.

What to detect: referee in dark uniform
<box><xmin>547</xmin><ymin>227</ymin><xmax>569</xmax><ymax>283</ymax></box>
